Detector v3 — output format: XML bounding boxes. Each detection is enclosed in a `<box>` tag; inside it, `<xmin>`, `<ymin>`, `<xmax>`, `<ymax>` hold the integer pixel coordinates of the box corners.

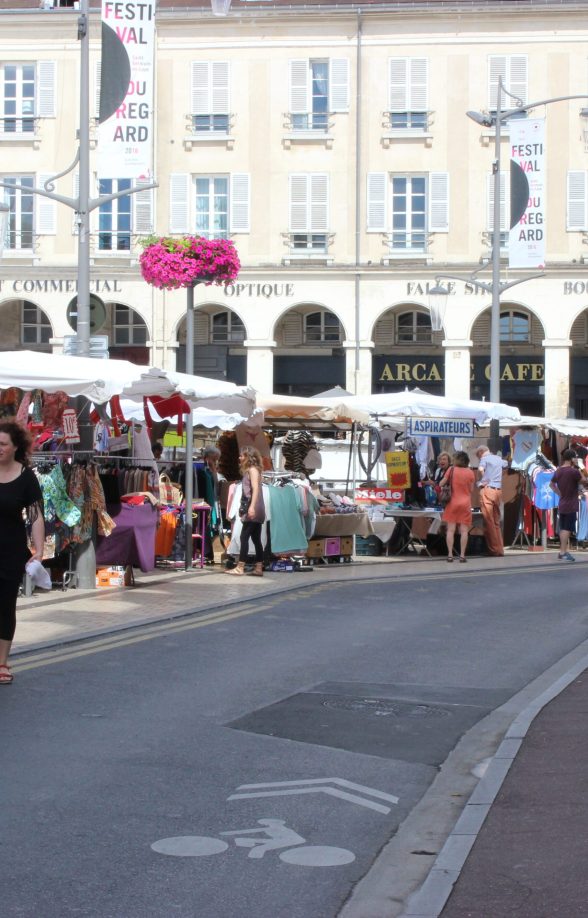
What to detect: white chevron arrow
<box><xmin>228</xmin><ymin>778</ymin><xmax>399</xmax><ymax>814</ymax></box>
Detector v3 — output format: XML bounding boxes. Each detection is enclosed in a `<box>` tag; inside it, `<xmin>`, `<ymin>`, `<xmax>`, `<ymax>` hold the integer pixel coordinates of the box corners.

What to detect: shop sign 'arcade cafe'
<box><xmin>375</xmin><ymin>356</ymin><xmax>544</xmax><ymax>386</ymax></box>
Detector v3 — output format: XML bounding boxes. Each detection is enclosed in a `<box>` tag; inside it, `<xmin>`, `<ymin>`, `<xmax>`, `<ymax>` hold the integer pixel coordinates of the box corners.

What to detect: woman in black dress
<box><xmin>0</xmin><ymin>421</ymin><xmax>44</xmax><ymax>685</ymax></box>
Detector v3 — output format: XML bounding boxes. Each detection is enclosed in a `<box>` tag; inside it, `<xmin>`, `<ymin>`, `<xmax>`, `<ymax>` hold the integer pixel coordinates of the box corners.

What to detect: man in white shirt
<box><xmin>476</xmin><ymin>445</ymin><xmax>508</xmax><ymax>556</ymax></box>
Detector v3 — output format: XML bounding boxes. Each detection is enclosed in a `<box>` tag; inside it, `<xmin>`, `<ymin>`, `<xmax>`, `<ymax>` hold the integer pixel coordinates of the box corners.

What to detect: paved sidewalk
<box><xmin>12</xmin><ymin>548</ymin><xmax>575</xmax><ymax>655</ymax></box>
<box><xmin>439</xmin><ymin>668</ymin><xmax>588</xmax><ymax>918</ymax></box>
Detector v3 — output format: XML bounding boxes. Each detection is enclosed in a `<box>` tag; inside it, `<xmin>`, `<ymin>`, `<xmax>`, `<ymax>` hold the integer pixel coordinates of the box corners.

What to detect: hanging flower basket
<box><xmin>139</xmin><ymin>235</ymin><xmax>241</xmax><ymax>290</ymax></box>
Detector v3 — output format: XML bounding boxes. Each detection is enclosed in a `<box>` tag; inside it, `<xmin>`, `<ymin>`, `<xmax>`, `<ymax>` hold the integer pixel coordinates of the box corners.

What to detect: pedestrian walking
<box><xmin>441</xmin><ymin>451</ymin><xmax>475</xmax><ymax>562</ymax></box>
<box><xmin>0</xmin><ymin>421</ymin><xmax>45</xmax><ymax>685</ymax></box>
<box><xmin>550</xmin><ymin>448</ymin><xmax>587</xmax><ymax>561</ymax></box>
<box><xmin>476</xmin><ymin>445</ymin><xmax>508</xmax><ymax>556</ymax></box>
<box><xmin>226</xmin><ymin>446</ymin><xmax>265</xmax><ymax>577</ymax></box>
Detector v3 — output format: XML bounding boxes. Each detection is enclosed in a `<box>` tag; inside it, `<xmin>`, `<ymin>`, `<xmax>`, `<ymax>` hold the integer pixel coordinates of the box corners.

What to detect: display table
<box><xmin>313</xmin><ymin>512</ymin><xmax>374</xmax><ymax>538</ymax></box>
<box><xmin>96</xmin><ymin>503</ymin><xmax>158</xmax><ymax>572</ymax></box>
<box><xmin>382</xmin><ymin>508</ymin><xmax>443</xmax><ymax>556</ymax></box>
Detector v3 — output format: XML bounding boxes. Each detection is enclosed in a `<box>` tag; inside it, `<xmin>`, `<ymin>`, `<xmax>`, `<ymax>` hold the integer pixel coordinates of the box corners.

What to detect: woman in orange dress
<box><xmin>441</xmin><ymin>451</ymin><xmax>475</xmax><ymax>563</ymax></box>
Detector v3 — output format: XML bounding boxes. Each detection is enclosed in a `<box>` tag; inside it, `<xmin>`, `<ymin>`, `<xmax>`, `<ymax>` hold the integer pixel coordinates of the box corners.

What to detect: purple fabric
<box><xmin>96</xmin><ymin>503</ymin><xmax>157</xmax><ymax>572</ymax></box>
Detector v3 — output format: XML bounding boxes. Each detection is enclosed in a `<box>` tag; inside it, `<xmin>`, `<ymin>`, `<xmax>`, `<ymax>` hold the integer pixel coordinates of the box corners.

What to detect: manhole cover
<box><xmin>322</xmin><ymin>698</ymin><xmax>450</xmax><ymax>718</ymax></box>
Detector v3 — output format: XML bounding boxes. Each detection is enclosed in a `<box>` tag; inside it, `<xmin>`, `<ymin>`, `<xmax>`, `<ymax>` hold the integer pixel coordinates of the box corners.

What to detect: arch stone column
<box><xmin>344</xmin><ymin>340</ymin><xmax>374</xmax><ymax>395</ymax></box>
<box><xmin>245</xmin><ymin>340</ymin><xmax>276</xmax><ymax>393</ymax></box>
<box><xmin>543</xmin><ymin>338</ymin><xmax>571</xmax><ymax>418</ymax></box>
<box><xmin>443</xmin><ymin>340</ymin><xmax>473</xmax><ymax>400</ymax></box>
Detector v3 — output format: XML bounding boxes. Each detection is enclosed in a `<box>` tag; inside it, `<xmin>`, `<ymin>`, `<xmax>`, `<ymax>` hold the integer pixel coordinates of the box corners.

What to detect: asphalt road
<box><xmin>3</xmin><ymin>563</ymin><xmax>588</xmax><ymax>918</ymax></box>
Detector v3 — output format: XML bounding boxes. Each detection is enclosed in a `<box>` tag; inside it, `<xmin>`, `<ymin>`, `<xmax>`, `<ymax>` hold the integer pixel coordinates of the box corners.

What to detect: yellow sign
<box><xmin>163</xmin><ymin>431</ymin><xmax>186</xmax><ymax>447</ymax></box>
<box><xmin>384</xmin><ymin>451</ymin><xmax>411</xmax><ymax>490</ymax></box>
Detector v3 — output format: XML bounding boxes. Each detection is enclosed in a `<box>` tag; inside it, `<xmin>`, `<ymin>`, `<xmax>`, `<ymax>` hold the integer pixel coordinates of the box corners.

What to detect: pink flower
<box><xmin>139</xmin><ymin>235</ymin><xmax>241</xmax><ymax>290</ymax></box>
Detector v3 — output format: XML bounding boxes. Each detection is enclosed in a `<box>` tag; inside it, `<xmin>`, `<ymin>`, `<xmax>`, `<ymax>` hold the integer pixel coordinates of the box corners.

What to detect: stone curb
<box><xmin>398</xmin><ymin>652</ymin><xmax>588</xmax><ymax>918</ymax></box>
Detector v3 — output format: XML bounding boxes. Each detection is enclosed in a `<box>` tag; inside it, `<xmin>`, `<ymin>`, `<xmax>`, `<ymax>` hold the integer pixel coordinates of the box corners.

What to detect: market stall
<box><xmin>0</xmin><ymin>350</ymin><xmax>256</xmax><ymax>588</ymax></box>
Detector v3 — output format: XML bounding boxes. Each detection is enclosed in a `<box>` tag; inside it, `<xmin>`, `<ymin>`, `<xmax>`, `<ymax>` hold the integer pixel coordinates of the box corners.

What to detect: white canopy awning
<box><xmin>314</xmin><ymin>390</ymin><xmax>521</xmax><ymax>425</ymax></box>
<box><xmin>0</xmin><ymin>350</ymin><xmax>255</xmax><ymax>413</ymax></box>
<box><xmin>256</xmin><ymin>392</ymin><xmax>369</xmax><ymax>424</ymax></box>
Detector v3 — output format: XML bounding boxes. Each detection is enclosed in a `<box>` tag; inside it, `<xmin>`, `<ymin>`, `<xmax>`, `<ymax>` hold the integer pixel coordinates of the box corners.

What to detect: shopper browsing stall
<box><xmin>0</xmin><ymin>421</ymin><xmax>45</xmax><ymax>685</ymax></box>
<box><xmin>441</xmin><ymin>451</ymin><xmax>475</xmax><ymax>563</ymax></box>
<box><xmin>476</xmin><ymin>446</ymin><xmax>508</xmax><ymax>557</ymax></box>
<box><xmin>226</xmin><ymin>446</ymin><xmax>266</xmax><ymax>577</ymax></box>
<box><xmin>550</xmin><ymin>448</ymin><xmax>588</xmax><ymax>562</ymax></box>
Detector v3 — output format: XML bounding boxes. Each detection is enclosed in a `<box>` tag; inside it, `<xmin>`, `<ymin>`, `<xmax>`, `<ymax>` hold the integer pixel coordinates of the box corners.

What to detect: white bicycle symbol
<box><xmin>151</xmin><ymin>818</ymin><xmax>355</xmax><ymax>868</ymax></box>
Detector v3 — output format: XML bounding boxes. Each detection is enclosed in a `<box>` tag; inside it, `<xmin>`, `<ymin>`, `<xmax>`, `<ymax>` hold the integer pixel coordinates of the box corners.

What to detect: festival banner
<box><xmin>97</xmin><ymin>0</ymin><xmax>155</xmax><ymax>179</ymax></box>
<box><xmin>508</xmin><ymin>118</ymin><xmax>545</xmax><ymax>268</ymax></box>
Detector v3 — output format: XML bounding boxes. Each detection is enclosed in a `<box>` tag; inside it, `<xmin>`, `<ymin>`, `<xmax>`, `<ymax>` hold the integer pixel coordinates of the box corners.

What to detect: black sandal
<box><xmin>446</xmin><ymin>556</ymin><xmax>454</xmax><ymax>563</ymax></box>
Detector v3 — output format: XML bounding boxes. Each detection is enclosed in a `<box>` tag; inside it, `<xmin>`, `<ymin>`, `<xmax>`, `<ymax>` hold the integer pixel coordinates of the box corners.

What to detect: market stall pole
<box><xmin>184</xmin><ymin>283</ymin><xmax>196</xmax><ymax>571</ymax></box>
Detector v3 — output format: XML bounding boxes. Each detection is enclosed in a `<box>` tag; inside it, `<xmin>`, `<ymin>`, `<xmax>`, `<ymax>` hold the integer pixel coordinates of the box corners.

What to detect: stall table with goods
<box><xmin>306</xmin><ymin>494</ymin><xmax>373</xmax><ymax>564</ymax></box>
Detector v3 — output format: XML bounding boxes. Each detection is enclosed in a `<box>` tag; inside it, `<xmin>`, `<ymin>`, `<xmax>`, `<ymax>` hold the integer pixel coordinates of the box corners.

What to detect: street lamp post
<box><xmin>430</xmin><ymin>78</ymin><xmax>588</xmax><ymax>452</ymax></box>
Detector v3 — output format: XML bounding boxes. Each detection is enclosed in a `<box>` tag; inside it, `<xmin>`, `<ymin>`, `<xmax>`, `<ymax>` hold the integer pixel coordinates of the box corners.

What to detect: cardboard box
<box><xmin>96</xmin><ymin>566</ymin><xmax>132</xmax><ymax>588</ymax></box>
<box><xmin>306</xmin><ymin>538</ymin><xmax>326</xmax><ymax>558</ymax></box>
<box><xmin>340</xmin><ymin>536</ymin><xmax>354</xmax><ymax>556</ymax></box>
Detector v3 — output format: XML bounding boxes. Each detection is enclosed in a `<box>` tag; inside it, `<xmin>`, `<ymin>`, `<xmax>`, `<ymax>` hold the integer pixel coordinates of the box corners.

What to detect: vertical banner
<box><xmin>97</xmin><ymin>1</ymin><xmax>155</xmax><ymax>179</ymax></box>
<box><xmin>509</xmin><ymin>118</ymin><xmax>545</xmax><ymax>268</ymax></box>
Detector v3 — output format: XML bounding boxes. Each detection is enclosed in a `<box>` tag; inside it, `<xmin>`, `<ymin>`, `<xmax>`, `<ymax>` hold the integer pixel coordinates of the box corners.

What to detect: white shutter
<box><xmin>367</xmin><ymin>173</ymin><xmax>387</xmax><ymax>231</ymax></box>
<box><xmin>37</xmin><ymin>174</ymin><xmax>56</xmax><ymax>235</ymax></box>
<box><xmin>37</xmin><ymin>61</ymin><xmax>56</xmax><ymax>117</ymax></box>
<box><xmin>373</xmin><ymin>311</ymin><xmax>395</xmax><ymax>347</ymax></box>
<box><xmin>429</xmin><ymin>172</ymin><xmax>449</xmax><ymax>232</ymax></box>
<box><xmin>169</xmin><ymin>173</ymin><xmax>190</xmax><ymax>234</ymax></box>
<box><xmin>567</xmin><ymin>171</ymin><xmax>588</xmax><ymax>230</ymax></box>
<box><xmin>230</xmin><ymin>173</ymin><xmax>250</xmax><ymax>233</ymax></box>
<box><xmin>410</xmin><ymin>58</ymin><xmax>428</xmax><ymax>112</ymax></box>
<box><xmin>72</xmin><ymin>172</ymin><xmax>79</xmax><ymax>235</ymax></box>
<box><xmin>329</xmin><ymin>58</ymin><xmax>349</xmax><ymax>112</ymax></box>
<box><xmin>191</xmin><ymin>62</ymin><xmax>209</xmax><ymax>115</ymax></box>
<box><xmin>488</xmin><ymin>56</ymin><xmax>507</xmax><ymax>110</ymax></box>
<box><xmin>94</xmin><ymin>60</ymin><xmax>101</xmax><ymax>120</ymax></box>
<box><xmin>289</xmin><ymin>174</ymin><xmax>309</xmax><ymax>232</ymax></box>
<box><xmin>195</xmin><ymin>311</ymin><xmax>209</xmax><ymax>346</ymax></box>
<box><xmin>289</xmin><ymin>60</ymin><xmax>310</xmax><ymax>114</ymax></box>
<box><xmin>389</xmin><ymin>58</ymin><xmax>409</xmax><ymax>112</ymax></box>
<box><xmin>488</xmin><ymin>171</ymin><xmax>510</xmax><ymax>231</ymax></box>
<box><xmin>281</xmin><ymin>312</ymin><xmax>303</xmax><ymax>346</ymax></box>
<box><xmin>509</xmin><ymin>55</ymin><xmax>528</xmax><ymax>106</ymax></box>
<box><xmin>133</xmin><ymin>179</ymin><xmax>154</xmax><ymax>235</ymax></box>
<box><xmin>211</xmin><ymin>61</ymin><xmax>229</xmax><ymax>114</ymax></box>
<box><xmin>309</xmin><ymin>174</ymin><xmax>328</xmax><ymax>232</ymax></box>
<box><xmin>488</xmin><ymin>55</ymin><xmax>527</xmax><ymax>110</ymax></box>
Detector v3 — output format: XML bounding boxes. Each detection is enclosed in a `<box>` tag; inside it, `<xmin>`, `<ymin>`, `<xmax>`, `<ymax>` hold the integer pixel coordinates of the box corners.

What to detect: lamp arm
<box><xmin>499</xmin><ymin>272</ymin><xmax>544</xmax><ymax>292</ymax></box>
<box><xmin>434</xmin><ymin>272</ymin><xmax>493</xmax><ymax>294</ymax></box>
<box><xmin>0</xmin><ymin>179</ymin><xmax>76</xmax><ymax>210</ymax></box>
<box><xmin>88</xmin><ymin>182</ymin><xmax>158</xmax><ymax>212</ymax></box>
<box><xmin>499</xmin><ymin>92</ymin><xmax>588</xmax><ymax>123</ymax></box>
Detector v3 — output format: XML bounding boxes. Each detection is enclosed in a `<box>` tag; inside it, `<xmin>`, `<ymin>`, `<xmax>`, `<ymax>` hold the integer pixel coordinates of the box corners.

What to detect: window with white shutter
<box><xmin>488</xmin><ymin>55</ymin><xmax>528</xmax><ymax>115</ymax></box>
<box><xmin>487</xmin><ymin>171</ymin><xmax>510</xmax><ymax>247</ymax></box>
<box><xmin>388</xmin><ymin>58</ymin><xmax>428</xmax><ymax>130</ymax></box>
<box><xmin>2</xmin><ymin>175</ymin><xmax>34</xmax><ymax>249</ymax></box>
<box><xmin>289</xmin><ymin>59</ymin><xmax>348</xmax><ymax>131</ymax></box>
<box><xmin>190</xmin><ymin>61</ymin><xmax>230</xmax><ymax>133</ymax></box>
<box><xmin>1</xmin><ymin>63</ymin><xmax>36</xmax><ymax>135</ymax></box>
<box><xmin>169</xmin><ymin>173</ymin><xmax>250</xmax><ymax>237</ymax></box>
<box><xmin>368</xmin><ymin>172</ymin><xmax>448</xmax><ymax>251</ymax></box>
<box><xmin>97</xmin><ymin>178</ymin><xmax>131</xmax><ymax>251</ymax></box>
<box><xmin>567</xmin><ymin>171</ymin><xmax>587</xmax><ymax>231</ymax></box>
<box><xmin>22</xmin><ymin>303</ymin><xmax>51</xmax><ymax>346</ymax></box>
<box><xmin>288</xmin><ymin>173</ymin><xmax>329</xmax><ymax>252</ymax></box>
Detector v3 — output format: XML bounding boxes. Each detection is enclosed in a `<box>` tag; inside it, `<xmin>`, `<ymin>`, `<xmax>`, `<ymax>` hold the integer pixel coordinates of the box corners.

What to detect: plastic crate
<box><xmin>354</xmin><ymin>535</ymin><xmax>382</xmax><ymax>556</ymax></box>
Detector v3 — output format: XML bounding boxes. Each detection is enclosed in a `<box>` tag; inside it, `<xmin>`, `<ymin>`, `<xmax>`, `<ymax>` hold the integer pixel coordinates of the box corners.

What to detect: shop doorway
<box><xmin>273</xmin><ymin>306</ymin><xmax>346</xmax><ymax>396</ymax></box>
<box><xmin>176</xmin><ymin>306</ymin><xmax>247</xmax><ymax>384</ymax></box>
